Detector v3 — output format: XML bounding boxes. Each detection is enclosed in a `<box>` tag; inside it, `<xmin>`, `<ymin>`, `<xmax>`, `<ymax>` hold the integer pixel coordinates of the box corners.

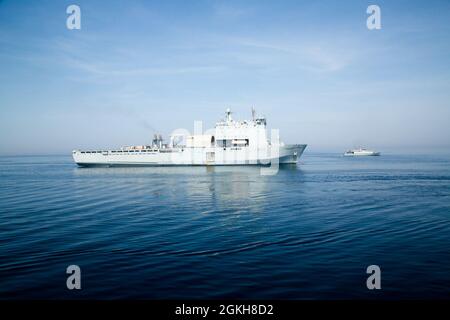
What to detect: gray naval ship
<box><xmin>72</xmin><ymin>109</ymin><xmax>307</xmax><ymax>167</ymax></box>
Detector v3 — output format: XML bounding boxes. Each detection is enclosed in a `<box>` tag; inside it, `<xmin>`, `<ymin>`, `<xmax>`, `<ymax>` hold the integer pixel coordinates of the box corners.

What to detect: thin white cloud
<box><xmin>62</xmin><ymin>57</ymin><xmax>227</xmax><ymax>77</ymax></box>
<box><xmin>222</xmin><ymin>36</ymin><xmax>355</xmax><ymax>73</ymax></box>
<box><xmin>212</xmin><ymin>2</ymin><xmax>249</xmax><ymax>19</ymax></box>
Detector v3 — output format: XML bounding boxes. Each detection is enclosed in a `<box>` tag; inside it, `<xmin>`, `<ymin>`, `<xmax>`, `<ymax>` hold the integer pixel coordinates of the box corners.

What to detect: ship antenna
<box><xmin>225</xmin><ymin>108</ymin><xmax>232</xmax><ymax>122</ymax></box>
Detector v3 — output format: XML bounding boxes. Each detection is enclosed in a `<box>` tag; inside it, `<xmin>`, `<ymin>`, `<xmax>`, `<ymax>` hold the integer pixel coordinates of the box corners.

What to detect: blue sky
<box><xmin>0</xmin><ymin>0</ymin><xmax>449</xmax><ymax>155</ymax></box>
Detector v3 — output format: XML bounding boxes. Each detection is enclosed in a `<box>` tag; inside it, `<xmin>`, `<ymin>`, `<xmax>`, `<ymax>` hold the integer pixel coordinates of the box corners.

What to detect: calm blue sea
<box><xmin>0</xmin><ymin>153</ymin><xmax>449</xmax><ymax>299</ymax></box>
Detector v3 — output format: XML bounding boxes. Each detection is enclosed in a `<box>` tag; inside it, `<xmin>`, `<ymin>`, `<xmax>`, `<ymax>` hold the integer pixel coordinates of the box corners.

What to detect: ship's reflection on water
<box><xmin>71</xmin><ymin>164</ymin><xmax>305</xmax><ymax>240</ymax></box>
<box><xmin>72</xmin><ymin>164</ymin><xmax>302</xmax><ymax>212</ymax></box>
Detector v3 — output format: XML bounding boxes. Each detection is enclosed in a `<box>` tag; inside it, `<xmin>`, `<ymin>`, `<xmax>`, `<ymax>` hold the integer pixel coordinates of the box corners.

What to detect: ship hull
<box><xmin>73</xmin><ymin>144</ymin><xmax>306</xmax><ymax>167</ymax></box>
<box><xmin>344</xmin><ymin>151</ymin><xmax>380</xmax><ymax>156</ymax></box>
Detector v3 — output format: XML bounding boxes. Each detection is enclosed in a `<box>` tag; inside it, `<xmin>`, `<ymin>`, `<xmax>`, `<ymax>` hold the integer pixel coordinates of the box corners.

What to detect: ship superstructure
<box><xmin>72</xmin><ymin>109</ymin><xmax>306</xmax><ymax>166</ymax></box>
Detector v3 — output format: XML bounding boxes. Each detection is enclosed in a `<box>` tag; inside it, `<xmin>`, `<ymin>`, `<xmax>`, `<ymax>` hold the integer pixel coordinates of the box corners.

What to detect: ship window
<box><xmin>217</xmin><ymin>139</ymin><xmax>231</xmax><ymax>147</ymax></box>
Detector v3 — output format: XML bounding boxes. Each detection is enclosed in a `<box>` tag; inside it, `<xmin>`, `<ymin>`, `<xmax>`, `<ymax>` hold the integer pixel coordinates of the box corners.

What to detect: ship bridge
<box><xmin>213</xmin><ymin>108</ymin><xmax>268</xmax><ymax>149</ymax></box>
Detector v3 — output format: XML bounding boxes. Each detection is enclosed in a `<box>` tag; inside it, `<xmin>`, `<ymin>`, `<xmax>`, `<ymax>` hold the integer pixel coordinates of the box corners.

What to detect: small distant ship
<box><xmin>72</xmin><ymin>108</ymin><xmax>307</xmax><ymax>167</ymax></box>
<box><xmin>344</xmin><ymin>148</ymin><xmax>380</xmax><ymax>156</ymax></box>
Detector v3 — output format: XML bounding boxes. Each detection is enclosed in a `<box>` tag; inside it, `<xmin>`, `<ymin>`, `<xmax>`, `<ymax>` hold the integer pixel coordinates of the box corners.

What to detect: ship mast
<box><xmin>225</xmin><ymin>108</ymin><xmax>233</xmax><ymax>122</ymax></box>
